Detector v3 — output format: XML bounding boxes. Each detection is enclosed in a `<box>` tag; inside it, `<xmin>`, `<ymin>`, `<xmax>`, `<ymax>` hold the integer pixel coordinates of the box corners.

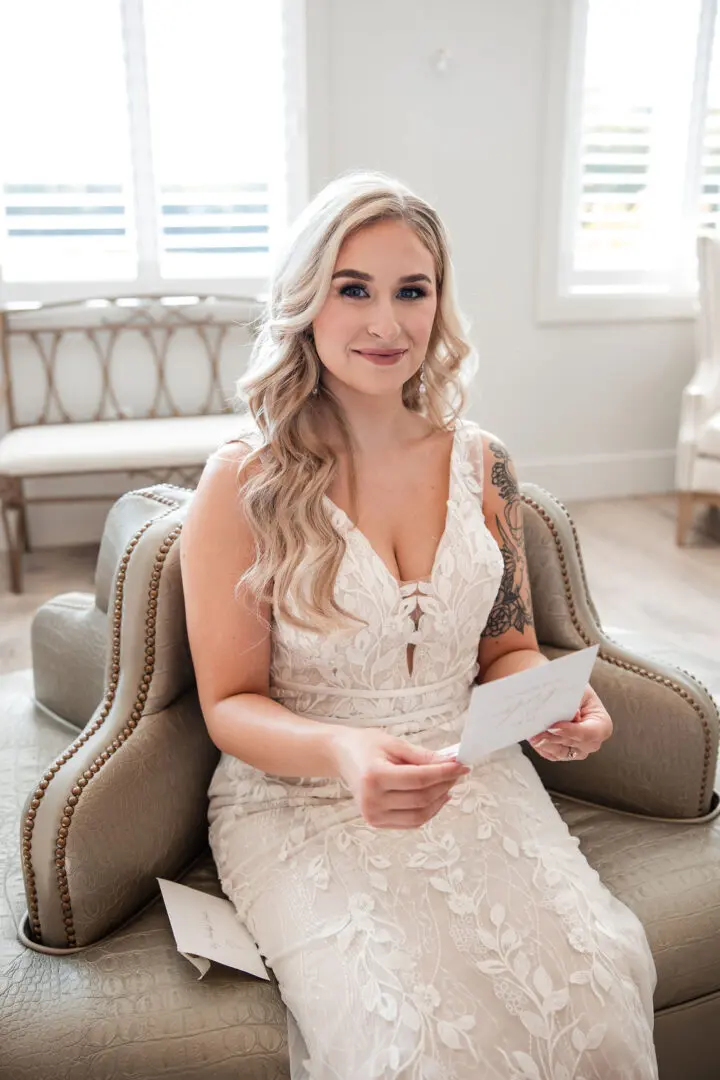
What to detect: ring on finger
<box><xmin>566</xmin><ymin>746</ymin><xmax>578</xmax><ymax>760</ymax></box>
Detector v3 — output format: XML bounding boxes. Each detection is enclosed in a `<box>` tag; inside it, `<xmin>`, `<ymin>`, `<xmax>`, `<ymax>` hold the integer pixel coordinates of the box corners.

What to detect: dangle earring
<box><xmin>308</xmin><ymin>328</ymin><xmax>319</xmax><ymax>396</ymax></box>
<box><xmin>418</xmin><ymin>363</ymin><xmax>427</xmax><ymax>394</ymax></box>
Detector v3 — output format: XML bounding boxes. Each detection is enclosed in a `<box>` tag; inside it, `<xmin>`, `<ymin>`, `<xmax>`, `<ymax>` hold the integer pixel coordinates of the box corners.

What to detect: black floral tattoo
<box><xmin>482</xmin><ymin>441</ymin><xmax>534</xmax><ymax>638</ymax></box>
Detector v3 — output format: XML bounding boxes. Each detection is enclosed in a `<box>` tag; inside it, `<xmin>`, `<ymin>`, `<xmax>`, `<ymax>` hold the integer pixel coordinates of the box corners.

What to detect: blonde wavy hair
<box><xmin>235</xmin><ymin>171</ymin><xmax>476</xmax><ymax>632</ymax></box>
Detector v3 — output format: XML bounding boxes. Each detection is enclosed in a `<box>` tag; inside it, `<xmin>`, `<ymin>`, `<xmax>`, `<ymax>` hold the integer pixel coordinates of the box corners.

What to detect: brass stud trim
<box><xmin>521</xmin><ymin>491</ymin><xmax>715</xmax><ymax>816</ymax></box>
<box><xmin>20</xmin><ymin>499</ymin><xmax>183</xmax><ymax>944</ymax></box>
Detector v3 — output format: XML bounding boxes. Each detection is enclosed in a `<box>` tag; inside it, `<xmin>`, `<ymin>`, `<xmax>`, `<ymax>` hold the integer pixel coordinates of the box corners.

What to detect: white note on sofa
<box><xmin>158</xmin><ymin>878</ymin><xmax>269</xmax><ymax>981</ymax></box>
<box><xmin>438</xmin><ymin>645</ymin><xmax>599</xmax><ymax>765</ymax></box>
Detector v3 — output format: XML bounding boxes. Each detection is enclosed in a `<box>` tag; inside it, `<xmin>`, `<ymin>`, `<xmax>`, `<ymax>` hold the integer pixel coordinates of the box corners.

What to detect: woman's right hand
<box><xmin>330</xmin><ymin>728</ymin><xmax>470</xmax><ymax>829</ymax></box>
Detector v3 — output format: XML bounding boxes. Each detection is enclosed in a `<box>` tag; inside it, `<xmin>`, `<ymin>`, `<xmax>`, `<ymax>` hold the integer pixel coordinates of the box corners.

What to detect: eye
<box><xmin>338</xmin><ymin>284</ymin><xmax>369</xmax><ymax>299</ymax></box>
<box><xmin>397</xmin><ymin>286</ymin><xmax>428</xmax><ymax>300</ymax></box>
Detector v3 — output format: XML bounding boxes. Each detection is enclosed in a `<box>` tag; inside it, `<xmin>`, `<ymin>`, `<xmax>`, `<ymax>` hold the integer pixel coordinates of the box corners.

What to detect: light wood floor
<box><xmin>0</xmin><ymin>495</ymin><xmax>718</xmax><ymax>695</ymax></box>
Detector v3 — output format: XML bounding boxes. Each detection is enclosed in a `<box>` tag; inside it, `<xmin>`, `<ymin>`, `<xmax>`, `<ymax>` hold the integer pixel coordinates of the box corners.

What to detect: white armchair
<box><xmin>676</xmin><ymin>233</ymin><xmax>720</xmax><ymax>544</ymax></box>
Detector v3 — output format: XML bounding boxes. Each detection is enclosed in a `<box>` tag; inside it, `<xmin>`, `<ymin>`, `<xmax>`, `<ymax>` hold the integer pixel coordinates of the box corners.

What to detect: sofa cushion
<box><xmin>554</xmin><ymin>793</ymin><xmax>720</xmax><ymax>1010</ymax></box>
<box><xmin>2</xmin><ymin>671</ymin><xmax>720</xmax><ymax>1079</ymax></box>
<box><xmin>0</xmin><ymin>672</ymin><xmax>288</xmax><ymax>1080</ymax></box>
<box><xmin>0</xmin><ymin>414</ymin><xmax>245</xmax><ymax>476</ymax></box>
<box><xmin>2</xmin><ymin>858</ymin><xmax>289</xmax><ymax>1080</ymax></box>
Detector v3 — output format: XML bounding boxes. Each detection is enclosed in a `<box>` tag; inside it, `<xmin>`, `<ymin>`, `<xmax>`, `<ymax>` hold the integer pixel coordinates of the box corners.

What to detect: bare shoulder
<box><xmin>206</xmin><ymin>436</ymin><xmax>260</xmax><ymax>474</ymax></box>
<box><xmin>457</xmin><ymin>424</ymin><xmax>518</xmax><ymax>503</ymax></box>
<box><xmin>182</xmin><ymin>439</ymin><xmax>263</xmax><ymax>570</ymax></box>
<box><xmin>194</xmin><ymin>439</ymin><xmax>263</xmax><ymax>506</ymax></box>
<box><xmin>181</xmin><ymin>438</ymin><xmax>272</xmax><ymax>715</ymax></box>
<box><xmin>478</xmin><ymin>429</ymin><xmax>514</xmax><ymax>474</ymax></box>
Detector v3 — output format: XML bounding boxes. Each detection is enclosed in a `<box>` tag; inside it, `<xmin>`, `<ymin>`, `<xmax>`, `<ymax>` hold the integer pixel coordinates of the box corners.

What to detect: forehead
<box><xmin>335</xmin><ymin>219</ymin><xmax>435</xmax><ymax>276</ymax></box>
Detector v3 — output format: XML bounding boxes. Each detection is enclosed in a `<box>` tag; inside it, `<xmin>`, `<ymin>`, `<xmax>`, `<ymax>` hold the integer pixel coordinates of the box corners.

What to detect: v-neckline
<box><xmin>323</xmin><ymin>425</ymin><xmax>459</xmax><ymax>591</ymax></box>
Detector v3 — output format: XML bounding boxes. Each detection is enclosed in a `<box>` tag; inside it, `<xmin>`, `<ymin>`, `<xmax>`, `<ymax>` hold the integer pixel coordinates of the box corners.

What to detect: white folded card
<box><xmin>437</xmin><ymin>645</ymin><xmax>599</xmax><ymax>765</ymax></box>
<box><xmin>158</xmin><ymin>878</ymin><xmax>269</xmax><ymax>981</ymax></box>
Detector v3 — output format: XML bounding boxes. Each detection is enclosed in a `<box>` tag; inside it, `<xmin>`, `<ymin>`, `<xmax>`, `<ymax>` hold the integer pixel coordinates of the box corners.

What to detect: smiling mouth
<box><xmin>353</xmin><ymin>348</ymin><xmax>408</xmax><ymax>365</ymax></box>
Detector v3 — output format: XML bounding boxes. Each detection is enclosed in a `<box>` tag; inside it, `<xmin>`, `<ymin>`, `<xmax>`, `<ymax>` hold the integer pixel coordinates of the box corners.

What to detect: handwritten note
<box><xmin>438</xmin><ymin>646</ymin><xmax>599</xmax><ymax>765</ymax></box>
<box><xmin>158</xmin><ymin>878</ymin><xmax>269</xmax><ymax>981</ymax></box>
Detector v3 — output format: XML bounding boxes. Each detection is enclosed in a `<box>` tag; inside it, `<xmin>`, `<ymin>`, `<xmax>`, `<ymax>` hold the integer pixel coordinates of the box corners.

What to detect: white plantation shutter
<box><xmin>141</xmin><ymin>0</ymin><xmax>282</xmax><ymax>280</ymax></box>
<box><xmin>0</xmin><ymin>0</ymin><xmax>135</xmax><ymax>285</ymax></box>
<box><xmin>574</xmin><ymin>95</ymin><xmax>653</xmax><ymax>276</ymax></box>
<box><xmin>0</xmin><ymin>0</ymin><xmax>301</xmax><ymax>303</ymax></box>
<box><xmin>568</xmin><ymin>0</ymin><xmax>703</xmax><ymax>295</ymax></box>
<box><xmin>699</xmin><ymin>7</ymin><xmax>720</xmax><ymax>231</ymax></box>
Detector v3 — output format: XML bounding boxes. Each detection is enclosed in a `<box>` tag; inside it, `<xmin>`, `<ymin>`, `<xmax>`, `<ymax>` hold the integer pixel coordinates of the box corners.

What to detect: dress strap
<box><xmin>454</xmin><ymin>419</ymin><xmax>486</xmax><ymax>503</ymax></box>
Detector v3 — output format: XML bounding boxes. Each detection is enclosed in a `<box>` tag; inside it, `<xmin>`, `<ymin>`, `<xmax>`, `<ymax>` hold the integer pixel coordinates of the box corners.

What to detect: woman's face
<box><xmin>312</xmin><ymin>219</ymin><xmax>438</xmax><ymax>399</ymax></box>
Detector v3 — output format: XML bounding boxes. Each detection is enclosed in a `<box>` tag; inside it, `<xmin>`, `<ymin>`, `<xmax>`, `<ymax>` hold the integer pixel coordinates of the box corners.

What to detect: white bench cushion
<box><xmin>0</xmin><ymin>415</ymin><xmax>247</xmax><ymax>477</ymax></box>
<box><xmin>698</xmin><ymin>410</ymin><xmax>720</xmax><ymax>458</ymax></box>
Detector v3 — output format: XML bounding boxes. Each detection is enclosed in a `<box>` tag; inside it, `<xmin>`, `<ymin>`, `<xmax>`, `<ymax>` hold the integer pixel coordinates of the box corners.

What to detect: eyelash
<box><xmin>338</xmin><ymin>284</ymin><xmax>428</xmax><ymax>301</ymax></box>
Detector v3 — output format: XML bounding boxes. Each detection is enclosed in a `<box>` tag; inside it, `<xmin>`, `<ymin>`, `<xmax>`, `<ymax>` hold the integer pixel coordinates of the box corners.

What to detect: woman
<box><xmin>180</xmin><ymin>172</ymin><xmax>657</xmax><ymax>1079</ymax></box>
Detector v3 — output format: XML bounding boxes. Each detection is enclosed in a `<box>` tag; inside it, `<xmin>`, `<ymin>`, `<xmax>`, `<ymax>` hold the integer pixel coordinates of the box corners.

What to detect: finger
<box><xmin>375</xmin><ymin>761</ymin><xmax>469</xmax><ymax>792</ymax></box>
<box><xmin>375</xmin><ymin>790</ymin><xmax>452</xmax><ymax>829</ymax></box>
<box><xmin>383</xmin><ymin>779</ymin><xmax>458</xmax><ymax>811</ymax></box>
<box><xmin>531</xmin><ymin>740</ymin><xmax>590</xmax><ymax>762</ymax></box>
<box><xmin>387</xmin><ymin>740</ymin><xmax>441</xmax><ymax>766</ymax></box>
<box><xmin>538</xmin><ymin>732</ymin><xmax>587</xmax><ymax>750</ymax></box>
<box><xmin>545</xmin><ymin>717</ymin><xmax>605</xmax><ymax>743</ymax></box>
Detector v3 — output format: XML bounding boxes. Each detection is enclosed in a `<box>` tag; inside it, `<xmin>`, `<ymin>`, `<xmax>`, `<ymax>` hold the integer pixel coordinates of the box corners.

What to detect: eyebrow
<box><xmin>331</xmin><ymin>269</ymin><xmax>433</xmax><ymax>285</ymax></box>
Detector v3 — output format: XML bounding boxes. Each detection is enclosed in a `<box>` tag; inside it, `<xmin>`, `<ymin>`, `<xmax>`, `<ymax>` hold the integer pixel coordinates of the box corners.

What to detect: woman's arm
<box><xmin>476</xmin><ymin>435</ymin><xmax>544</xmax><ymax>683</ymax></box>
<box><xmin>476</xmin><ymin>434</ymin><xmax>612</xmax><ymax>761</ymax></box>
<box><xmin>180</xmin><ymin>447</ymin><xmax>343</xmax><ymax>777</ymax></box>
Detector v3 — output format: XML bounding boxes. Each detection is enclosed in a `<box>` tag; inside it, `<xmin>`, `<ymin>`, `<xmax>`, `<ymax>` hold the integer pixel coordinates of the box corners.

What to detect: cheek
<box><xmin>313</xmin><ymin>303</ymin><xmax>356</xmax><ymax>350</ymax></box>
<box><xmin>412</xmin><ymin>302</ymin><xmax>437</xmax><ymax>344</ymax></box>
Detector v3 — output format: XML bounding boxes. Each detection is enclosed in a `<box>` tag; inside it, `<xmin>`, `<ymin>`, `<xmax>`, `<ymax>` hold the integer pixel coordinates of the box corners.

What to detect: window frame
<box><xmin>0</xmin><ymin>0</ymin><xmax>308</xmax><ymax>308</ymax></box>
<box><xmin>536</xmin><ymin>0</ymin><xmax>710</xmax><ymax>324</ymax></box>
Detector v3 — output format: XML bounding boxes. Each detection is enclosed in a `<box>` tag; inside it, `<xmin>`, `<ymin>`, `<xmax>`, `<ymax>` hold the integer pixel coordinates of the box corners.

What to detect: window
<box><xmin>539</xmin><ymin>0</ymin><xmax>720</xmax><ymax>321</ymax></box>
<box><xmin>0</xmin><ymin>0</ymin><xmax>306</xmax><ymax>305</ymax></box>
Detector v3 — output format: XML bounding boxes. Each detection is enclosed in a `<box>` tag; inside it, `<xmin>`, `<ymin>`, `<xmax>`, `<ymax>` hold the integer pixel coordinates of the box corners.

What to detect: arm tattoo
<box><xmin>482</xmin><ymin>441</ymin><xmax>535</xmax><ymax>638</ymax></box>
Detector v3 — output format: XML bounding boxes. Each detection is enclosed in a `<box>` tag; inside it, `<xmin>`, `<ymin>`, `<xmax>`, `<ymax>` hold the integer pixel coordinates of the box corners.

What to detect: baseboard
<box><xmin>0</xmin><ymin>449</ymin><xmax>677</xmax><ymax>552</ymax></box>
<box><xmin>517</xmin><ymin>448</ymin><xmax>676</xmax><ymax>502</ymax></box>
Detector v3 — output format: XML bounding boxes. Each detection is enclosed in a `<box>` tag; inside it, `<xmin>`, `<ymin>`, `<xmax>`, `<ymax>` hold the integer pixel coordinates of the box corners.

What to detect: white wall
<box><xmin>306</xmin><ymin>0</ymin><xmax>695</xmax><ymax>500</ymax></box>
<box><xmin>2</xmin><ymin>0</ymin><xmax>697</xmax><ymax>550</ymax></box>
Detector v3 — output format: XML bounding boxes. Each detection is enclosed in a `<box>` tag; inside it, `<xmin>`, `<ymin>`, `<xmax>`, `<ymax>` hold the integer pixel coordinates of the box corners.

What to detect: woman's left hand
<box><xmin>528</xmin><ymin>684</ymin><xmax>612</xmax><ymax>762</ymax></box>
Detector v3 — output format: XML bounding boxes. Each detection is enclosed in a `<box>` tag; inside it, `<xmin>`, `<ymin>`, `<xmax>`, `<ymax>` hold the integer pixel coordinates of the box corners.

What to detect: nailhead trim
<box><xmin>522</xmin><ymin>490</ymin><xmax>716</xmax><ymax>816</ymax></box>
<box><xmin>21</xmin><ymin>496</ymin><xmax>183</xmax><ymax>944</ymax></box>
<box><xmin>135</xmin><ymin>484</ymin><xmax>194</xmax><ymax>505</ymax></box>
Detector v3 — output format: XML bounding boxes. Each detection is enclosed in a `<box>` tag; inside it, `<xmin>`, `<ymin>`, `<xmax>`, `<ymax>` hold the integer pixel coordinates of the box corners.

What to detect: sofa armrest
<box><xmin>20</xmin><ymin>484</ymin><xmax>220</xmax><ymax>949</ymax></box>
<box><xmin>31</xmin><ymin>592</ymin><xmax>107</xmax><ymax>729</ymax></box>
<box><xmin>521</xmin><ymin>484</ymin><xmax>719</xmax><ymax>820</ymax></box>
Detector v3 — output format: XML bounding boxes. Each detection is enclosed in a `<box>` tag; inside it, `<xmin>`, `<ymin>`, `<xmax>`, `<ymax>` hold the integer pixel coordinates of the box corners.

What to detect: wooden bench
<box><xmin>0</xmin><ymin>294</ymin><xmax>258</xmax><ymax>592</ymax></box>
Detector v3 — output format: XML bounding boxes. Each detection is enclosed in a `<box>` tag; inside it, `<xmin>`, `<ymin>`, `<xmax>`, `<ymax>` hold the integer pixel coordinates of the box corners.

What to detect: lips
<box><xmin>353</xmin><ymin>348</ymin><xmax>408</xmax><ymax>365</ymax></box>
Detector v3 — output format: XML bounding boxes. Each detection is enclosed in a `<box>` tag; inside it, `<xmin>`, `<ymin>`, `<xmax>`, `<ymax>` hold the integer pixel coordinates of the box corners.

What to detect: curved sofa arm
<box><xmin>31</xmin><ymin>592</ymin><xmax>107</xmax><ymax>729</ymax></box>
<box><xmin>521</xmin><ymin>483</ymin><xmax>719</xmax><ymax>820</ymax></box>
<box><xmin>20</xmin><ymin>485</ymin><xmax>220</xmax><ymax>950</ymax></box>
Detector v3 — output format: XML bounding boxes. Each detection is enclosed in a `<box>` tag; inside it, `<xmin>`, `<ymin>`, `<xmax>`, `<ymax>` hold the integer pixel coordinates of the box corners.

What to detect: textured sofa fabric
<box><xmin>31</xmin><ymin>593</ymin><xmax>107</xmax><ymax>730</ymax></box>
<box><xmin>2</xmin><ymin>673</ymin><xmax>720</xmax><ymax>1079</ymax></box>
<box><xmin>1</xmin><ymin>482</ymin><xmax>720</xmax><ymax>1078</ymax></box>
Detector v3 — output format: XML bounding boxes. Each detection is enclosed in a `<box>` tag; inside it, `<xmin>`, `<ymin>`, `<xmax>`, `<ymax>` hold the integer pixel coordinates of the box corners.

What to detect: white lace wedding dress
<box><xmin>207</xmin><ymin>419</ymin><xmax>658</xmax><ymax>1080</ymax></box>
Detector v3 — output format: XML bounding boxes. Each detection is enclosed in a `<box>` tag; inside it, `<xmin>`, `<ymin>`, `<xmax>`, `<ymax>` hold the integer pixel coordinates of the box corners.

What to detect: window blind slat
<box><xmin>0</xmin><ymin>0</ymin><xmax>289</xmax><ymax>294</ymax></box>
<box><xmin>569</xmin><ymin>0</ymin><xmax>703</xmax><ymax>287</ymax></box>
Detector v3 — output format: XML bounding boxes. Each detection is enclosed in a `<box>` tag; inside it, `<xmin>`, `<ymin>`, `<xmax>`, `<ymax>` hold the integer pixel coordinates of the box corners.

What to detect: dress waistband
<box><xmin>270</xmin><ymin>671</ymin><xmax>464</xmax><ymax>701</ymax></box>
<box><xmin>288</xmin><ymin>699</ymin><xmax>468</xmax><ymax>729</ymax></box>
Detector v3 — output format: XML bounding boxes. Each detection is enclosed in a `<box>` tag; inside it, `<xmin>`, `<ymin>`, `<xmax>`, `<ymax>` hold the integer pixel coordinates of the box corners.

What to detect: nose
<box><xmin>367</xmin><ymin>297</ymin><xmax>401</xmax><ymax>341</ymax></box>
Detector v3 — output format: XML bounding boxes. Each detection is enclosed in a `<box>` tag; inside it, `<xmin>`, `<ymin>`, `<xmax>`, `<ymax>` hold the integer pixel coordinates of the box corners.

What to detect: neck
<box><xmin>321</xmin><ymin>377</ymin><xmax>421</xmax><ymax>454</ymax></box>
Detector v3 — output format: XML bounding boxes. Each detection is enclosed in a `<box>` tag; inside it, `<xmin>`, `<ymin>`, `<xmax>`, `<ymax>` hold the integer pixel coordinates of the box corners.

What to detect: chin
<box><xmin>360</xmin><ymin>375</ymin><xmax>410</xmax><ymax>397</ymax></box>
